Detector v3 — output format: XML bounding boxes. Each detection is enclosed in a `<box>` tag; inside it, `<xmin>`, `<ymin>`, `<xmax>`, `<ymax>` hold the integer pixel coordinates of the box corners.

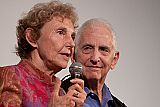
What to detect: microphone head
<box><xmin>69</xmin><ymin>62</ymin><xmax>83</xmax><ymax>78</ymax></box>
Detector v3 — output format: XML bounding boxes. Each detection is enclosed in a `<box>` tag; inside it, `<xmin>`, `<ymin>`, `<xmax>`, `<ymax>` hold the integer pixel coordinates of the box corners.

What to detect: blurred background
<box><xmin>0</xmin><ymin>0</ymin><xmax>160</xmax><ymax>106</ymax></box>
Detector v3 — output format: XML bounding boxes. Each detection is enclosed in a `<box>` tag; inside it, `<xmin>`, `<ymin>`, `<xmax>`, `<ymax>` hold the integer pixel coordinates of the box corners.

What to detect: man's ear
<box><xmin>111</xmin><ymin>51</ymin><xmax>120</xmax><ymax>70</ymax></box>
<box><xmin>25</xmin><ymin>28</ymin><xmax>37</xmax><ymax>48</ymax></box>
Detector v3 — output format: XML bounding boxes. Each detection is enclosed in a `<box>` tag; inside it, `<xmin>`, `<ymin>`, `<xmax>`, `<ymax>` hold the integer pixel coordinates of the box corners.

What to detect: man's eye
<box><xmin>99</xmin><ymin>47</ymin><xmax>110</xmax><ymax>55</ymax></box>
<box><xmin>99</xmin><ymin>46</ymin><xmax>110</xmax><ymax>52</ymax></box>
<box><xmin>101</xmin><ymin>48</ymin><xmax>108</xmax><ymax>52</ymax></box>
<box><xmin>82</xmin><ymin>46</ymin><xmax>92</xmax><ymax>54</ymax></box>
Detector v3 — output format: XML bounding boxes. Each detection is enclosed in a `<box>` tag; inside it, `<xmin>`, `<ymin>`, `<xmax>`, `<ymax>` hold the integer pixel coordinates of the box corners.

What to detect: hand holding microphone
<box><xmin>48</xmin><ymin>73</ymin><xmax>86</xmax><ymax>107</ymax></box>
<box><xmin>61</xmin><ymin>62</ymin><xmax>83</xmax><ymax>92</ymax></box>
<box><xmin>68</xmin><ymin>62</ymin><xmax>86</xmax><ymax>107</ymax></box>
<box><xmin>60</xmin><ymin>62</ymin><xmax>87</xmax><ymax>107</ymax></box>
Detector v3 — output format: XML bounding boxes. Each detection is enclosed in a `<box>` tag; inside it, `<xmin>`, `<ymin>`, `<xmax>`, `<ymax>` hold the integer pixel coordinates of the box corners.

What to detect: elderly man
<box><xmin>62</xmin><ymin>18</ymin><xmax>126</xmax><ymax>107</ymax></box>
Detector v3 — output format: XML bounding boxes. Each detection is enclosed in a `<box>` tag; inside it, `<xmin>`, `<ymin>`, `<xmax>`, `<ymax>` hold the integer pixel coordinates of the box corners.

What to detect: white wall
<box><xmin>0</xmin><ymin>0</ymin><xmax>160</xmax><ymax>106</ymax></box>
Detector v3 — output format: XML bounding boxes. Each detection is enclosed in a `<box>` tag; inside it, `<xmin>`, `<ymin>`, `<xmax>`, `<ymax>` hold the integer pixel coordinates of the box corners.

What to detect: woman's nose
<box><xmin>66</xmin><ymin>35</ymin><xmax>75</xmax><ymax>49</ymax></box>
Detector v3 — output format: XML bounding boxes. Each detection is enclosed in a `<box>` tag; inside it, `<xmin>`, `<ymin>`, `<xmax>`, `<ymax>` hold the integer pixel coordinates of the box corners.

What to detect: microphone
<box><xmin>69</xmin><ymin>62</ymin><xmax>83</xmax><ymax>79</ymax></box>
<box><xmin>61</xmin><ymin>62</ymin><xmax>83</xmax><ymax>92</ymax></box>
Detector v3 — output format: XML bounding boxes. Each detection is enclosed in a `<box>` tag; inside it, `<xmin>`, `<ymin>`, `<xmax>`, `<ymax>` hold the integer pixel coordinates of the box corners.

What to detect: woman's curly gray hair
<box><xmin>16</xmin><ymin>0</ymin><xmax>78</xmax><ymax>59</ymax></box>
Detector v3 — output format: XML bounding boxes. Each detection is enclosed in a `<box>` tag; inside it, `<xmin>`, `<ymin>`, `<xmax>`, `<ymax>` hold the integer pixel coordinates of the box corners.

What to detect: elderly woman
<box><xmin>0</xmin><ymin>1</ymin><xmax>86</xmax><ymax>107</ymax></box>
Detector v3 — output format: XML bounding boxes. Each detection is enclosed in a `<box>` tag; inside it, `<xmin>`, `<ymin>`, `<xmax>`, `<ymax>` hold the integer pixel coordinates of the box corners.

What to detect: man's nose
<box><xmin>90</xmin><ymin>49</ymin><xmax>100</xmax><ymax>64</ymax></box>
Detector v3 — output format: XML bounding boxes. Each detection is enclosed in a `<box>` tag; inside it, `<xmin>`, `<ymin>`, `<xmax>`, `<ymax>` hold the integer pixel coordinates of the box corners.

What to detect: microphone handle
<box><xmin>61</xmin><ymin>74</ymin><xmax>83</xmax><ymax>92</ymax></box>
<box><xmin>71</xmin><ymin>73</ymin><xmax>81</xmax><ymax>78</ymax></box>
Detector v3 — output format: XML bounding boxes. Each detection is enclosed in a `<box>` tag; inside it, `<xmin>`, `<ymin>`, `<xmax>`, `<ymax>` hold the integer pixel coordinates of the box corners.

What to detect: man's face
<box><xmin>37</xmin><ymin>16</ymin><xmax>75</xmax><ymax>73</ymax></box>
<box><xmin>75</xmin><ymin>25</ymin><xmax>119</xmax><ymax>81</ymax></box>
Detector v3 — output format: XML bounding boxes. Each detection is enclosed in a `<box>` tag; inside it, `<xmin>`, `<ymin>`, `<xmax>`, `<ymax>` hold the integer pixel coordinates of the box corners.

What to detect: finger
<box><xmin>67</xmin><ymin>88</ymin><xmax>77</xmax><ymax>96</ymax></box>
<box><xmin>52</xmin><ymin>77</ymin><xmax>61</xmax><ymax>96</ymax></box>
<box><xmin>66</xmin><ymin>88</ymin><xmax>87</xmax><ymax>107</ymax></box>
<box><xmin>73</xmin><ymin>89</ymin><xmax>86</xmax><ymax>98</ymax></box>
<box><xmin>70</xmin><ymin>78</ymin><xmax>84</xmax><ymax>89</ymax></box>
<box><xmin>68</xmin><ymin>85</ymin><xmax>86</xmax><ymax>99</ymax></box>
<box><xmin>67</xmin><ymin>88</ymin><xmax>81</xmax><ymax>99</ymax></box>
<box><xmin>73</xmin><ymin>90</ymin><xmax>80</xmax><ymax>98</ymax></box>
<box><xmin>72</xmin><ymin>91</ymin><xmax>87</xmax><ymax>106</ymax></box>
<box><xmin>68</xmin><ymin>83</ymin><xmax>84</xmax><ymax>93</ymax></box>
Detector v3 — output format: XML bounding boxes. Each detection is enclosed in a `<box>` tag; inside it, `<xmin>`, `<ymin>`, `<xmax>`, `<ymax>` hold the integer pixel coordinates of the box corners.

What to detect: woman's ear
<box><xmin>111</xmin><ymin>51</ymin><xmax>120</xmax><ymax>70</ymax></box>
<box><xmin>25</xmin><ymin>28</ymin><xmax>37</xmax><ymax>48</ymax></box>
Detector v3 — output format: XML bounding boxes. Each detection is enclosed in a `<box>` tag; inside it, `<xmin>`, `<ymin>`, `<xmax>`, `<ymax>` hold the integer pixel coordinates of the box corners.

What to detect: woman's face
<box><xmin>36</xmin><ymin>16</ymin><xmax>75</xmax><ymax>73</ymax></box>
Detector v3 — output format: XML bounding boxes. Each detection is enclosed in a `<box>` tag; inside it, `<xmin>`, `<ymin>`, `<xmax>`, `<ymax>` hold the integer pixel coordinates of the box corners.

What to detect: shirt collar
<box><xmin>84</xmin><ymin>83</ymin><xmax>113</xmax><ymax>102</ymax></box>
<box><xmin>102</xmin><ymin>84</ymin><xmax>113</xmax><ymax>102</ymax></box>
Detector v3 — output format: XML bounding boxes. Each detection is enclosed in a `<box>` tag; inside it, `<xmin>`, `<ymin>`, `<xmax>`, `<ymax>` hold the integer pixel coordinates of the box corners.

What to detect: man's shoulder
<box><xmin>110</xmin><ymin>94</ymin><xmax>127</xmax><ymax>107</ymax></box>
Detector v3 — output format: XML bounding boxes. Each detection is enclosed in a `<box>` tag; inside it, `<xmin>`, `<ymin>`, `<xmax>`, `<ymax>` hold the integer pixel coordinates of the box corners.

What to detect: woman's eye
<box><xmin>58</xmin><ymin>30</ymin><xmax>64</xmax><ymax>35</ymax></box>
<box><xmin>57</xmin><ymin>29</ymin><xmax>66</xmax><ymax>35</ymax></box>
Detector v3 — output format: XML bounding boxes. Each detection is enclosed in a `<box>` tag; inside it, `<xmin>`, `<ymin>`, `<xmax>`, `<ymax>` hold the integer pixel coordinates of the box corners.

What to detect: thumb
<box><xmin>52</xmin><ymin>77</ymin><xmax>61</xmax><ymax>96</ymax></box>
